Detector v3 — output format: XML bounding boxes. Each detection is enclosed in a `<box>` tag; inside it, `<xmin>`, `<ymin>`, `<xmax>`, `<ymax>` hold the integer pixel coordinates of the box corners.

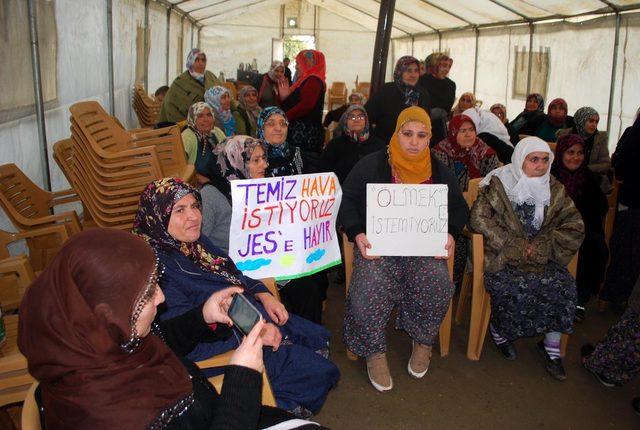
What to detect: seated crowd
<box><xmin>16</xmin><ymin>45</ymin><xmax>640</xmax><ymax>429</ymax></box>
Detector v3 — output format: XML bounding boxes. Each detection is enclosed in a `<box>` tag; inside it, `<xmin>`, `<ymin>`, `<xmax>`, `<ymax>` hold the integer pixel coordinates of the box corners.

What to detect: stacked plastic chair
<box><xmin>132</xmin><ymin>84</ymin><xmax>161</xmax><ymax>128</ymax></box>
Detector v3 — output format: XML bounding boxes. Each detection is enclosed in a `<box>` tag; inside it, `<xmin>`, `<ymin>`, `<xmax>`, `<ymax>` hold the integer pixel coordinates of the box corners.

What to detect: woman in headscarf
<box><xmin>236</xmin><ymin>85</ymin><xmax>262</xmax><ymax>137</ymax></box>
<box><xmin>491</xmin><ymin>102</ymin><xmax>519</xmax><ymax>145</ymax></box>
<box><xmin>339</xmin><ymin>106</ymin><xmax>468</xmax><ymax>392</ymax></box>
<box><xmin>159</xmin><ymin>49</ymin><xmax>223</xmax><ymax>124</ymax></box>
<box><xmin>521</xmin><ymin>98</ymin><xmax>575</xmax><ymax>142</ymax></box>
<box><xmin>258</xmin><ymin>106</ymin><xmax>303</xmax><ymax>177</ymax></box>
<box><xmin>557</xmin><ymin>106</ymin><xmax>611</xmax><ymax>186</ymax></box>
<box><xmin>365</xmin><ymin>56</ymin><xmax>431</xmax><ymax>144</ymax></box>
<box><xmin>133</xmin><ymin>178</ymin><xmax>340</xmax><ymax>418</ymax></box>
<box><xmin>254</xmin><ymin>60</ymin><xmax>286</xmax><ymax>108</ymax></box>
<box><xmin>551</xmin><ymin>134</ymin><xmax>608</xmax><ymax>322</ymax></box>
<box><xmin>279</xmin><ymin>50</ymin><xmax>327</xmax><ymax>173</ymax></box>
<box><xmin>319</xmin><ymin>104</ymin><xmax>385</xmax><ymax>184</ymax></box>
<box><xmin>451</xmin><ymin>92</ymin><xmax>477</xmax><ymax>117</ymax></box>
<box><xmin>419</xmin><ymin>53</ymin><xmax>456</xmax><ymax>145</ymax></box>
<box><xmin>463</xmin><ymin>107</ymin><xmax>514</xmax><ymax>164</ymax></box>
<box><xmin>509</xmin><ymin>93</ymin><xmax>545</xmax><ymax>135</ymax></box>
<box><xmin>322</xmin><ymin>92</ymin><xmax>365</xmax><ymax>130</ymax></box>
<box><xmin>18</xmin><ymin>229</ymin><xmax>321</xmax><ymax>429</ymax></box>
<box><xmin>469</xmin><ymin>137</ymin><xmax>584</xmax><ymax>380</ymax></box>
<box><xmin>181</xmin><ymin>102</ymin><xmax>227</xmax><ymax>189</ymax></box>
<box><xmin>200</xmin><ymin>135</ymin><xmax>268</xmax><ymax>253</ymax></box>
<box><xmin>205</xmin><ymin>86</ymin><xmax>237</xmax><ymax>137</ymax></box>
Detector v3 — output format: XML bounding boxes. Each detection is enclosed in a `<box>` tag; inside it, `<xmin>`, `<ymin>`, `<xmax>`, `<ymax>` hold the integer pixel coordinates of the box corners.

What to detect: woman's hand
<box><xmin>202</xmin><ymin>286</ymin><xmax>244</xmax><ymax>325</ymax></box>
<box><xmin>230</xmin><ymin>319</ymin><xmax>265</xmax><ymax>372</ymax></box>
<box><xmin>355</xmin><ymin>233</ymin><xmax>380</xmax><ymax>260</ymax></box>
<box><xmin>277</xmin><ymin>79</ymin><xmax>291</xmax><ymax>100</ymax></box>
<box><xmin>260</xmin><ymin>322</ymin><xmax>282</xmax><ymax>351</ymax></box>
<box><xmin>435</xmin><ymin>234</ymin><xmax>455</xmax><ymax>260</ymax></box>
<box><xmin>256</xmin><ymin>292</ymin><xmax>289</xmax><ymax>325</ymax></box>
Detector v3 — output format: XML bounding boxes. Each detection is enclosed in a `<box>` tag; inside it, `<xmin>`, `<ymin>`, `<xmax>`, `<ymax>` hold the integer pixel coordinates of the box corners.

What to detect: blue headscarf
<box><xmin>205</xmin><ymin>86</ymin><xmax>236</xmax><ymax>137</ymax></box>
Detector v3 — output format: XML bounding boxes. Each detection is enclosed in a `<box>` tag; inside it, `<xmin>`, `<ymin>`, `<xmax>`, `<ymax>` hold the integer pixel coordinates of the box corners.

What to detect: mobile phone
<box><xmin>228</xmin><ymin>293</ymin><xmax>262</xmax><ymax>336</ymax></box>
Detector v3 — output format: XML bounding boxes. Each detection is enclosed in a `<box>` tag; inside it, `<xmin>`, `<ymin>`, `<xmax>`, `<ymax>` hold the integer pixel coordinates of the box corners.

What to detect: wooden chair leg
<box><xmin>467</xmin><ymin>233</ymin><xmax>489</xmax><ymax>360</ymax></box>
<box><xmin>560</xmin><ymin>333</ymin><xmax>569</xmax><ymax>358</ymax></box>
<box><xmin>455</xmin><ymin>270</ymin><xmax>472</xmax><ymax>325</ymax></box>
<box><xmin>439</xmin><ymin>300</ymin><xmax>453</xmax><ymax>357</ymax></box>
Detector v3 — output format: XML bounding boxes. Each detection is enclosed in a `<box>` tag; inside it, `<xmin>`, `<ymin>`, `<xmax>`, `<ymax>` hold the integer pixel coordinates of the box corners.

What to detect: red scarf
<box><xmin>290</xmin><ymin>50</ymin><xmax>326</xmax><ymax>92</ymax></box>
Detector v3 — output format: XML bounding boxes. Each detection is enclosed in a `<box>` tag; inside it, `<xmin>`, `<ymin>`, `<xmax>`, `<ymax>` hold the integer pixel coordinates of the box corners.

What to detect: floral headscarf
<box><xmin>187</xmin><ymin>102</ymin><xmax>214</xmax><ymax>139</ymax></box>
<box><xmin>573</xmin><ymin>106</ymin><xmax>599</xmax><ymax>139</ymax></box>
<box><xmin>220</xmin><ymin>135</ymin><xmax>268</xmax><ymax>180</ymax></box>
<box><xmin>393</xmin><ymin>56</ymin><xmax>421</xmax><ymax>106</ymax></box>
<box><xmin>547</xmin><ymin>98</ymin><xmax>568</xmax><ymax>127</ymax></box>
<box><xmin>133</xmin><ymin>178</ymin><xmax>242</xmax><ymax>285</ymax></box>
<box><xmin>339</xmin><ymin>105</ymin><xmax>370</xmax><ymax>143</ymax></box>
<box><xmin>267</xmin><ymin>60</ymin><xmax>285</xmax><ymax>82</ymax></box>
<box><xmin>205</xmin><ymin>86</ymin><xmax>236</xmax><ymax>137</ymax></box>
<box><xmin>434</xmin><ymin>114</ymin><xmax>495</xmax><ymax>179</ymax></box>
<box><xmin>238</xmin><ymin>85</ymin><xmax>262</xmax><ymax>135</ymax></box>
<box><xmin>186</xmin><ymin>48</ymin><xmax>205</xmax><ymax>84</ymax></box>
<box><xmin>290</xmin><ymin>50</ymin><xmax>326</xmax><ymax>92</ymax></box>
<box><xmin>551</xmin><ymin>133</ymin><xmax>587</xmax><ymax>201</ymax></box>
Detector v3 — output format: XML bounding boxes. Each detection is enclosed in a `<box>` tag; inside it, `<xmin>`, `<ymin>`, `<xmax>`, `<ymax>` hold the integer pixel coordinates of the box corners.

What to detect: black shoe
<box><xmin>536</xmin><ymin>340</ymin><xmax>566</xmax><ymax>381</ymax></box>
<box><xmin>580</xmin><ymin>343</ymin><xmax>620</xmax><ymax>387</ymax></box>
<box><xmin>632</xmin><ymin>397</ymin><xmax>640</xmax><ymax>416</ymax></box>
<box><xmin>575</xmin><ymin>305</ymin><xmax>586</xmax><ymax>323</ymax></box>
<box><xmin>495</xmin><ymin>340</ymin><xmax>517</xmax><ymax>360</ymax></box>
<box><xmin>580</xmin><ymin>343</ymin><xmax>595</xmax><ymax>359</ymax></box>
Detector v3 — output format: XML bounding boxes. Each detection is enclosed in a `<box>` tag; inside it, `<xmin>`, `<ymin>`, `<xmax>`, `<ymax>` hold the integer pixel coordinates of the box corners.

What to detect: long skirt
<box><xmin>192</xmin><ymin>298</ymin><xmax>340</xmax><ymax>414</ymax></box>
<box><xmin>343</xmin><ymin>249</ymin><xmax>454</xmax><ymax>357</ymax></box>
<box><xmin>485</xmin><ymin>262</ymin><xmax>576</xmax><ymax>341</ymax></box>
<box><xmin>584</xmin><ymin>308</ymin><xmax>640</xmax><ymax>385</ymax></box>
<box><xmin>601</xmin><ymin>208</ymin><xmax>640</xmax><ymax>304</ymax></box>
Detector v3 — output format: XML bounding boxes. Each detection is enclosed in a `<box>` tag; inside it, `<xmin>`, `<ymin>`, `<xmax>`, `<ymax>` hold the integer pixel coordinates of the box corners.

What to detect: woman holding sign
<box><xmin>134</xmin><ymin>178</ymin><xmax>339</xmax><ymax>418</ymax></box>
<box><xmin>258</xmin><ymin>106</ymin><xmax>303</xmax><ymax>177</ymax></box>
<box><xmin>469</xmin><ymin>137</ymin><xmax>584</xmax><ymax>381</ymax></box>
<box><xmin>339</xmin><ymin>106</ymin><xmax>468</xmax><ymax>392</ymax></box>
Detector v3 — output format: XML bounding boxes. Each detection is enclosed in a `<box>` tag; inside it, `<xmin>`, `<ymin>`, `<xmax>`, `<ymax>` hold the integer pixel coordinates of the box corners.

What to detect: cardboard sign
<box><xmin>229</xmin><ymin>173</ymin><xmax>343</xmax><ymax>280</ymax></box>
<box><xmin>366</xmin><ymin>183</ymin><xmax>448</xmax><ymax>256</ymax></box>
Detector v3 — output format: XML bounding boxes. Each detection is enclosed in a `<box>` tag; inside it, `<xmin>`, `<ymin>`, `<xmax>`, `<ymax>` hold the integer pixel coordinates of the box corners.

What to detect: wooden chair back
<box><xmin>0</xmin><ymin>314</ymin><xmax>35</xmax><ymax>407</ymax></box>
<box><xmin>0</xmin><ymin>164</ymin><xmax>53</xmax><ymax>229</ymax></box>
<box><xmin>132</xmin><ymin>84</ymin><xmax>161</xmax><ymax>128</ymax></box>
<box><xmin>355</xmin><ymin>82</ymin><xmax>370</xmax><ymax>99</ymax></box>
<box><xmin>328</xmin><ymin>82</ymin><xmax>347</xmax><ymax>110</ymax></box>
<box><xmin>547</xmin><ymin>141</ymin><xmax>557</xmax><ymax>152</ymax></box>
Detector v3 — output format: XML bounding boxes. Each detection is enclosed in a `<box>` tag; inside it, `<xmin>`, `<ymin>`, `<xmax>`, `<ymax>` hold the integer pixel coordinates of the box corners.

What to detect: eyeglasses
<box><xmin>347</xmin><ymin>115</ymin><xmax>366</xmax><ymax>121</ymax></box>
<box><xmin>264</xmin><ymin>120</ymin><xmax>288</xmax><ymax>128</ymax></box>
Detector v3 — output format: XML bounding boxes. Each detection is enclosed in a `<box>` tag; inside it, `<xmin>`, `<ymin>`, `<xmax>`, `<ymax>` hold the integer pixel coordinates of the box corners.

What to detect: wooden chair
<box><xmin>547</xmin><ymin>141</ymin><xmax>557</xmax><ymax>152</ymax></box>
<box><xmin>342</xmin><ymin>233</ymin><xmax>454</xmax><ymax>359</ymax></box>
<box><xmin>355</xmin><ymin>82</ymin><xmax>370</xmax><ymax>100</ymax></box>
<box><xmin>21</xmin><ymin>382</ymin><xmax>41</xmax><ymax>430</ymax></box>
<box><xmin>222</xmin><ymin>81</ymin><xmax>238</xmax><ymax>101</ymax></box>
<box><xmin>132</xmin><ymin>84</ymin><xmax>161</xmax><ymax>128</ymax></box>
<box><xmin>0</xmin><ymin>314</ymin><xmax>35</xmax><ymax>407</ymax></box>
<box><xmin>327</xmin><ymin>82</ymin><xmax>347</xmax><ymax>111</ymax></box>
<box><xmin>455</xmin><ymin>178</ymin><xmax>577</xmax><ymax>360</ymax></box>
<box><xmin>196</xmin><ymin>277</ymin><xmax>279</xmax><ymax>407</ymax></box>
<box><xmin>0</xmin><ymin>164</ymin><xmax>80</xmax><ymax>271</ymax></box>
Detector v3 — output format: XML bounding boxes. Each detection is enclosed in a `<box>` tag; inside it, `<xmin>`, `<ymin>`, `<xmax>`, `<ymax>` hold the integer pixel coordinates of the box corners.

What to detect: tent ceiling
<box><xmin>166</xmin><ymin>0</ymin><xmax>640</xmax><ymax>33</ymax></box>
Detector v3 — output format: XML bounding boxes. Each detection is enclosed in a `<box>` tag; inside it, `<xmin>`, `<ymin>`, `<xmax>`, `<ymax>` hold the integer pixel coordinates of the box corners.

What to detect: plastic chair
<box><xmin>132</xmin><ymin>84</ymin><xmax>161</xmax><ymax>128</ymax></box>
<box><xmin>342</xmin><ymin>233</ymin><xmax>454</xmax><ymax>359</ymax></box>
<box><xmin>222</xmin><ymin>81</ymin><xmax>238</xmax><ymax>101</ymax></box>
<box><xmin>327</xmin><ymin>82</ymin><xmax>347</xmax><ymax>111</ymax></box>
<box><xmin>455</xmin><ymin>178</ymin><xmax>577</xmax><ymax>360</ymax></box>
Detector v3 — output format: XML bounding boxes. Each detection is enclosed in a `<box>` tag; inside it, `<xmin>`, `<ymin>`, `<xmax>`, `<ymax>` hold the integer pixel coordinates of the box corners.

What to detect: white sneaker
<box><xmin>366</xmin><ymin>352</ymin><xmax>393</xmax><ymax>392</ymax></box>
<box><xmin>408</xmin><ymin>341</ymin><xmax>432</xmax><ymax>378</ymax></box>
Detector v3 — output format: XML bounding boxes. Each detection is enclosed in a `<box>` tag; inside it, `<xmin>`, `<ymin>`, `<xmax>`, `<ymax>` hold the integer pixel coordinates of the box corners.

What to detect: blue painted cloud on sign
<box><xmin>306</xmin><ymin>248</ymin><xmax>326</xmax><ymax>264</ymax></box>
<box><xmin>236</xmin><ymin>258</ymin><xmax>272</xmax><ymax>271</ymax></box>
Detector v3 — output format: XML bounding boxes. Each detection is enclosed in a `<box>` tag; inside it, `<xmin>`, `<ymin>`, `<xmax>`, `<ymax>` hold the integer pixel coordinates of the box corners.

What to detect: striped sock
<box><xmin>544</xmin><ymin>332</ymin><xmax>562</xmax><ymax>360</ymax></box>
<box><xmin>490</xmin><ymin>323</ymin><xmax>507</xmax><ymax>345</ymax></box>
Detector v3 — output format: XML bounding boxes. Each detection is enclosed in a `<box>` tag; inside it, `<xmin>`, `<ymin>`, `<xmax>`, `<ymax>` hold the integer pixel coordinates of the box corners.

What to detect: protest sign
<box><xmin>366</xmin><ymin>183</ymin><xmax>448</xmax><ymax>256</ymax></box>
<box><xmin>229</xmin><ymin>172</ymin><xmax>342</xmax><ymax>280</ymax></box>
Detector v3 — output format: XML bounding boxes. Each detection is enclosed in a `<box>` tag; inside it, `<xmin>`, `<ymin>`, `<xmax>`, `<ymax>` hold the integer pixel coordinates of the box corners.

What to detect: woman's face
<box><xmin>522</xmin><ymin>151</ymin><xmax>550</xmax><ymax>177</ymax></box>
<box><xmin>491</xmin><ymin>108</ymin><xmax>506</xmax><ymax>123</ymax></box>
<box><xmin>397</xmin><ymin>121</ymin><xmax>431</xmax><ymax>155</ymax></box>
<box><xmin>262</xmin><ymin>114</ymin><xmax>288</xmax><ymax>146</ymax></box>
<box><xmin>456</xmin><ymin>121</ymin><xmax>477</xmax><ymax>149</ymax></box>
<box><xmin>248</xmin><ymin>146</ymin><xmax>268</xmax><ymax>179</ymax></box>
<box><xmin>220</xmin><ymin>93</ymin><xmax>231</xmax><ymax>111</ymax></box>
<box><xmin>549</xmin><ymin>104</ymin><xmax>566</xmax><ymax>120</ymax></box>
<box><xmin>195</xmin><ymin>108</ymin><xmax>214</xmax><ymax>134</ymax></box>
<box><xmin>459</xmin><ymin>95</ymin><xmax>474</xmax><ymax>111</ymax></box>
<box><xmin>401</xmin><ymin>63</ymin><xmax>420</xmax><ymax>86</ymax></box>
<box><xmin>525</xmin><ymin>97</ymin><xmax>539</xmax><ymax>112</ymax></box>
<box><xmin>436</xmin><ymin>62</ymin><xmax>451</xmax><ymax>79</ymax></box>
<box><xmin>346</xmin><ymin>109</ymin><xmax>366</xmax><ymax>133</ymax></box>
<box><xmin>585</xmin><ymin>114</ymin><xmax>599</xmax><ymax>135</ymax></box>
<box><xmin>134</xmin><ymin>285</ymin><xmax>165</xmax><ymax>338</ymax></box>
<box><xmin>167</xmin><ymin>193</ymin><xmax>202</xmax><ymax>243</ymax></box>
<box><xmin>192</xmin><ymin>54</ymin><xmax>206</xmax><ymax>74</ymax></box>
<box><xmin>243</xmin><ymin>90</ymin><xmax>258</xmax><ymax>108</ymax></box>
<box><xmin>273</xmin><ymin>66</ymin><xmax>285</xmax><ymax>81</ymax></box>
<box><xmin>561</xmin><ymin>144</ymin><xmax>585</xmax><ymax>172</ymax></box>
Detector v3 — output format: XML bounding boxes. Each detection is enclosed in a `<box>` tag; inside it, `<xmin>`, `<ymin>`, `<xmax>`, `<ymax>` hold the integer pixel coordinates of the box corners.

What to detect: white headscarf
<box><xmin>480</xmin><ymin>136</ymin><xmax>554</xmax><ymax>229</ymax></box>
<box><xmin>463</xmin><ymin>108</ymin><xmax>513</xmax><ymax>148</ymax></box>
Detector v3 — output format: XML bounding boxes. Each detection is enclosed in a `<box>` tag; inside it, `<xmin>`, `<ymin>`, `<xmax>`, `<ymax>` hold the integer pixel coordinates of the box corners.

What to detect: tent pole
<box><xmin>191</xmin><ymin>23</ymin><xmax>194</xmax><ymax>49</ymax></box>
<box><xmin>107</xmin><ymin>0</ymin><xmax>115</xmax><ymax>116</ymax></box>
<box><xmin>525</xmin><ymin>22</ymin><xmax>534</xmax><ymax>95</ymax></box>
<box><xmin>473</xmin><ymin>27</ymin><xmax>479</xmax><ymax>93</ymax></box>
<box><xmin>197</xmin><ymin>27</ymin><xmax>201</xmax><ymax>49</ymax></box>
<box><xmin>28</xmin><ymin>0</ymin><xmax>51</xmax><ymax>191</ymax></box>
<box><xmin>438</xmin><ymin>31</ymin><xmax>442</xmax><ymax>50</ymax></box>
<box><xmin>165</xmin><ymin>7</ymin><xmax>171</xmax><ymax>85</ymax></box>
<box><xmin>411</xmin><ymin>35</ymin><xmax>415</xmax><ymax>57</ymax></box>
<box><xmin>144</xmin><ymin>0</ymin><xmax>150</xmax><ymax>91</ymax></box>
<box><xmin>606</xmin><ymin>13</ymin><xmax>621</xmax><ymax>135</ymax></box>
<box><xmin>370</xmin><ymin>0</ymin><xmax>396</xmax><ymax>97</ymax></box>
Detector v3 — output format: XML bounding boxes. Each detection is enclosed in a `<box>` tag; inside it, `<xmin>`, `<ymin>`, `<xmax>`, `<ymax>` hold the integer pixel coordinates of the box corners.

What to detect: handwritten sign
<box><xmin>229</xmin><ymin>173</ymin><xmax>343</xmax><ymax>280</ymax></box>
<box><xmin>366</xmin><ymin>183</ymin><xmax>448</xmax><ymax>256</ymax></box>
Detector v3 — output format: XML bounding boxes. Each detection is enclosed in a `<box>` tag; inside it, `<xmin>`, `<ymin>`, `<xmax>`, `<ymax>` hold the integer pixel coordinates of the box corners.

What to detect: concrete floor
<box><xmin>315</xmin><ymin>278</ymin><xmax>640</xmax><ymax>430</ymax></box>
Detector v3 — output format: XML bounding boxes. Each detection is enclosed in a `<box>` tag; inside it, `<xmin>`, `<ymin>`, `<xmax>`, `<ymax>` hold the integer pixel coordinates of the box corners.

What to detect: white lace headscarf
<box><xmin>480</xmin><ymin>136</ymin><xmax>554</xmax><ymax>229</ymax></box>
